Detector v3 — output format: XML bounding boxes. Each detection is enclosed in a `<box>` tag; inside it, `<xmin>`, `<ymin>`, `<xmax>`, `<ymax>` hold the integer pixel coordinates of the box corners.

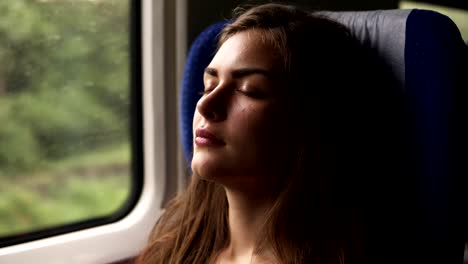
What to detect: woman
<box><xmin>136</xmin><ymin>3</ymin><xmax>401</xmax><ymax>264</ymax></box>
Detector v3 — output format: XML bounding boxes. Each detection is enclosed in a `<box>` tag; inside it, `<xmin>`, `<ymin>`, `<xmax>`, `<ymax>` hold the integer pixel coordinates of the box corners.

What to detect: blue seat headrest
<box><xmin>180</xmin><ymin>21</ymin><xmax>227</xmax><ymax>163</ymax></box>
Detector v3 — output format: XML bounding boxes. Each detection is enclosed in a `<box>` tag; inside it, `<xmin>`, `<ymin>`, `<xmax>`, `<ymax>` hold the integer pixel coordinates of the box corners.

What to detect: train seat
<box><xmin>179</xmin><ymin>9</ymin><xmax>467</xmax><ymax>263</ymax></box>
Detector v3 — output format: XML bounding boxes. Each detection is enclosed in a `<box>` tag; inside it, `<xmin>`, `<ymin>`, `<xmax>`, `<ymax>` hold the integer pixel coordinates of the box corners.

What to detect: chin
<box><xmin>191</xmin><ymin>155</ymin><xmax>234</xmax><ymax>184</ymax></box>
<box><xmin>192</xmin><ymin>164</ymin><xmax>221</xmax><ymax>181</ymax></box>
<box><xmin>192</xmin><ymin>154</ymin><xmax>219</xmax><ymax>178</ymax></box>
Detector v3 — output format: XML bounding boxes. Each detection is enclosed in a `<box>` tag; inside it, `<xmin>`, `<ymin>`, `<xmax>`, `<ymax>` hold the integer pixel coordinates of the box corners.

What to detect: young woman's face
<box><xmin>192</xmin><ymin>30</ymin><xmax>293</xmax><ymax>191</ymax></box>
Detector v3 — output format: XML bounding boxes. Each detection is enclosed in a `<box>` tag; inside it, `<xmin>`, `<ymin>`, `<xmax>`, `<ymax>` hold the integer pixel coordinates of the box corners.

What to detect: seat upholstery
<box><xmin>180</xmin><ymin>21</ymin><xmax>228</xmax><ymax>163</ymax></box>
<box><xmin>179</xmin><ymin>9</ymin><xmax>467</xmax><ymax>263</ymax></box>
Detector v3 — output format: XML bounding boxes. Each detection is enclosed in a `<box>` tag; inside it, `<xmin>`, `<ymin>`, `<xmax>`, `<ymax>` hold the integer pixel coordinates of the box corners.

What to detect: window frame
<box><xmin>0</xmin><ymin>0</ymin><xmax>182</xmax><ymax>262</ymax></box>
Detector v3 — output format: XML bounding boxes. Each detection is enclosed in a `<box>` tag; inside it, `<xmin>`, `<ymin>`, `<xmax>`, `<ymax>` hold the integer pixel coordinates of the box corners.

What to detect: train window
<box><xmin>400</xmin><ymin>1</ymin><xmax>468</xmax><ymax>41</ymax></box>
<box><xmin>0</xmin><ymin>0</ymin><xmax>178</xmax><ymax>262</ymax></box>
<box><xmin>0</xmin><ymin>0</ymin><xmax>139</xmax><ymax>244</ymax></box>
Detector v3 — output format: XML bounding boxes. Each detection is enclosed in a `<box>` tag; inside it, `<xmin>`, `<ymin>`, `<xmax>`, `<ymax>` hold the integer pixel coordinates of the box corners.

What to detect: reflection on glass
<box><xmin>0</xmin><ymin>0</ymin><xmax>131</xmax><ymax>237</ymax></box>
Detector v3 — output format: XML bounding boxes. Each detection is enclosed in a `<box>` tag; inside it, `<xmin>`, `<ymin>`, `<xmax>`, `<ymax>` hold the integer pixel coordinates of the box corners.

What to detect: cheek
<box><xmin>237</xmin><ymin>105</ymin><xmax>294</xmax><ymax>176</ymax></box>
<box><xmin>237</xmin><ymin>105</ymin><xmax>283</xmax><ymax>144</ymax></box>
<box><xmin>255</xmin><ymin>107</ymin><xmax>293</xmax><ymax>153</ymax></box>
<box><xmin>256</xmin><ymin>104</ymin><xmax>284</xmax><ymax>128</ymax></box>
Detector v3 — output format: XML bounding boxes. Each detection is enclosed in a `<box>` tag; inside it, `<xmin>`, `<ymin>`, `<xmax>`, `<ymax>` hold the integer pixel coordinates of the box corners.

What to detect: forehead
<box><xmin>209</xmin><ymin>30</ymin><xmax>282</xmax><ymax>72</ymax></box>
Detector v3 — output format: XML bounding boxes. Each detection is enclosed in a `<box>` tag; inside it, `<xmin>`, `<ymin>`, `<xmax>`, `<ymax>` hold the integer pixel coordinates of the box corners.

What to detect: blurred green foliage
<box><xmin>0</xmin><ymin>171</ymin><xmax>130</xmax><ymax>236</ymax></box>
<box><xmin>0</xmin><ymin>0</ymin><xmax>132</xmax><ymax>237</ymax></box>
<box><xmin>0</xmin><ymin>141</ymin><xmax>131</xmax><ymax>236</ymax></box>
<box><xmin>0</xmin><ymin>0</ymin><xmax>130</xmax><ymax>175</ymax></box>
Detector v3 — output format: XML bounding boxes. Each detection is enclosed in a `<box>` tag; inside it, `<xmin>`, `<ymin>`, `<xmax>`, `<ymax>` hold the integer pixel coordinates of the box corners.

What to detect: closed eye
<box><xmin>200</xmin><ymin>78</ymin><xmax>217</xmax><ymax>96</ymax></box>
<box><xmin>235</xmin><ymin>88</ymin><xmax>265</xmax><ymax>99</ymax></box>
<box><xmin>198</xmin><ymin>89</ymin><xmax>212</xmax><ymax>96</ymax></box>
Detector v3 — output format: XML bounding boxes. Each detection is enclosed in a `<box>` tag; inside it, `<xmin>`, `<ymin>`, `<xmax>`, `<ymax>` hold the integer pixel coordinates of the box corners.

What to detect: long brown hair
<box><xmin>136</xmin><ymin>3</ymin><xmax>401</xmax><ymax>264</ymax></box>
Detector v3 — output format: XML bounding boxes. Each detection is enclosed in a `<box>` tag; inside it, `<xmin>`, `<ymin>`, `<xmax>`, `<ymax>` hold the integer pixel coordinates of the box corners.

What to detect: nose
<box><xmin>195</xmin><ymin>83</ymin><xmax>229</xmax><ymax>122</ymax></box>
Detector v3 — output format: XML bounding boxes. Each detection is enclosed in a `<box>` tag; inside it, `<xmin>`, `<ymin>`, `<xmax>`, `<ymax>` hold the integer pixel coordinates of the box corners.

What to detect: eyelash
<box><xmin>235</xmin><ymin>88</ymin><xmax>249</xmax><ymax>95</ymax></box>
<box><xmin>199</xmin><ymin>81</ymin><xmax>216</xmax><ymax>96</ymax></box>
<box><xmin>199</xmin><ymin>83</ymin><xmax>262</xmax><ymax>99</ymax></box>
<box><xmin>199</xmin><ymin>88</ymin><xmax>253</xmax><ymax>96</ymax></box>
<box><xmin>198</xmin><ymin>89</ymin><xmax>212</xmax><ymax>96</ymax></box>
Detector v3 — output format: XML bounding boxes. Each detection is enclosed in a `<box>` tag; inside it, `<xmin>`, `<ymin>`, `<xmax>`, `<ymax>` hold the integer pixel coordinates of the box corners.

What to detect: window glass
<box><xmin>400</xmin><ymin>1</ymin><xmax>468</xmax><ymax>41</ymax></box>
<box><xmin>0</xmin><ymin>0</ymin><xmax>131</xmax><ymax>238</ymax></box>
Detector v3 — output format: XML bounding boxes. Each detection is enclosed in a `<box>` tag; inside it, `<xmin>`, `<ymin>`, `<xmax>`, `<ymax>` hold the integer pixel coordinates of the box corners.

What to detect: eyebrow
<box><xmin>204</xmin><ymin>67</ymin><xmax>273</xmax><ymax>79</ymax></box>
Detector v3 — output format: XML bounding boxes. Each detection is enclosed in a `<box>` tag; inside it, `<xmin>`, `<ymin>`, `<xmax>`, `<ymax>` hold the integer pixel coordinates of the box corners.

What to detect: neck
<box><xmin>220</xmin><ymin>186</ymin><xmax>275</xmax><ymax>262</ymax></box>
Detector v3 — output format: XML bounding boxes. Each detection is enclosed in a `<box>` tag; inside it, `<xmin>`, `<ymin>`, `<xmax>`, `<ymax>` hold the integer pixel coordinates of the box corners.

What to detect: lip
<box><xmin>194</xmin><ymin>128</ymin><xmax>225</xmax><ymax>146</ymax></box>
